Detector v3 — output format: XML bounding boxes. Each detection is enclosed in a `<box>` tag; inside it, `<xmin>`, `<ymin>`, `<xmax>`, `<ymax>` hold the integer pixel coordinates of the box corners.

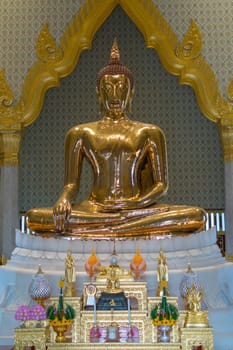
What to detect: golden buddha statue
<box><xmin>64</xmin><ymin>249</ymin><xmax>76</xmax><ymax>297</ymax></box>
<box><xmin>184</xmin><ymin>284</ymin><xmax>209</xmax><ymax>327</ymax></box>
<box><xmin>96</xmin><ymin>247</ymin><xmax>134</xmax><ymax>283</ymax></box>
<box><xmin>156</xmin><ymin>249</ymin><xmax>169</xmax><ymax>297</ymax></box>
<box><xmin>26</xmin><ymin>39</ymin><xmax>206</xmax><ymax>239</ymax></box>
<box><xmin>65</xmin><ymin>249</ymin><xmax>76</xmax><ymax>284</ymax></box>
<box><xmin>105</xmin><ymin>268</ymin><xmax>122</xmax><ymax>293</ymax></box>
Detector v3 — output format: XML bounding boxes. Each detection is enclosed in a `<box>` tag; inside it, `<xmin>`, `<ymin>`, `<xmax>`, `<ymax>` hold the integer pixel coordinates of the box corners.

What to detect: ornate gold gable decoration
<box><xmin>1</xmin><ymin>0</ymin><xmax>233</xmax><ymax>165</ymax></box>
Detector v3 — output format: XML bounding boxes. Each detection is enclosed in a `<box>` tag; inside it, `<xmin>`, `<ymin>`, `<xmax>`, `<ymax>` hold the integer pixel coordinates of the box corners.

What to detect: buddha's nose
<box><xmin>112</xmin><ymin>85</ymin><xmax>119</xmax><ymax>98</ymax></box>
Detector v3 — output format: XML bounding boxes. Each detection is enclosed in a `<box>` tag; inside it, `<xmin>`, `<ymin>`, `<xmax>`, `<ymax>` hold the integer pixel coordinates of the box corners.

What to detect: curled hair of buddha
<box><xmin>96</xmin><ymin>38</ymin><xmax>134</xmax><ymax>90</ymax></box>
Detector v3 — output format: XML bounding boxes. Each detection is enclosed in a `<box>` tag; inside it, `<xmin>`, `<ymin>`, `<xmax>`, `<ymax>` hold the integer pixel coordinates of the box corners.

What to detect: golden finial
<box><xmin>37</xmin><ymin>264</ymin><xmax>44</xmax><ymax>274</ymax></box>
<box><xmin>58</xmin><ymin>277</ymin><xmax>65</xmax><ymax>289</ymax></box>
<box><xmin>187</xmin><ymin>262</ymin><xmax>193</xmax><ymax>273</ymax></box>
<box><xmin>110</xmin><ymin>38</ymin><xmax>120</xmax><ymax>62</ymax></box>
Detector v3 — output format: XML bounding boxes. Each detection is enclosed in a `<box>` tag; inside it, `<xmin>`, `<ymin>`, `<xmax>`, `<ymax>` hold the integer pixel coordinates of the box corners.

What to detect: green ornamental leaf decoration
<box><xmin>150</xmin><ymin>306</ymin><xmax>158</xmax><ymax>319</ymax></box>
<box><xmin>46</xmin><ymin>282</ymin><xmax>75</xmax><ymax>321</ymax></box>
<box><xmin>46</xmin><ymin>305</ymin><xmax>56</xmax><ymax>320</ymax></box>
<box><xmin>65</xmin><ymin>304</ymin><xmax>75</xmax><ymax>320</ymax></box>
<box><xmin>150</xmin><ymin>294</ymin><xmax>179</xmax><ymax>323</ymax></box>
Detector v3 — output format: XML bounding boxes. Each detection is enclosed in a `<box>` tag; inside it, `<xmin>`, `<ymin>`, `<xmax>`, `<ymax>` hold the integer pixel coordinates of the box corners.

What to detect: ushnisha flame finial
<box><xmin>110</xmin><ymin>38</ymin><xmax>120</xmax><ymax>62</ymax></box>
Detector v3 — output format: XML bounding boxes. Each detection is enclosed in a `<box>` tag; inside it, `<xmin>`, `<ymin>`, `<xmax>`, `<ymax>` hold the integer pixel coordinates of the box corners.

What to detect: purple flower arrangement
<box><xmin>30</xmin><ymin>304</ymin><xmax>46</xmax><ymax>320</ymax></box>
<box><xmin>15</xmin><ymin>305</ymin><xmax>30</xmax><ymax>321</ymax></box>
<box><xmin>15</xmin><ymin>304</ymin><xmax>46</xmax><ymax>321</ymax></box>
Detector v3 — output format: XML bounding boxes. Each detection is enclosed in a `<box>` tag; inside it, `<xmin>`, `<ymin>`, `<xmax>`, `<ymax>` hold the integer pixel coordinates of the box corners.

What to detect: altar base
<box><xmin>0</xmin><ymin>228</ymin><xmax>233</xmax><ymax>350</ymax></box>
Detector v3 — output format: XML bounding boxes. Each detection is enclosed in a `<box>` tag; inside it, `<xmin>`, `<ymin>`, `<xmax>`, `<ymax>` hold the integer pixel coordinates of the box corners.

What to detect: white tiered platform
<box><xmin>0</xmin><ymin>227</ymin><xmax>233</xmax><ymax>349</ymax></box>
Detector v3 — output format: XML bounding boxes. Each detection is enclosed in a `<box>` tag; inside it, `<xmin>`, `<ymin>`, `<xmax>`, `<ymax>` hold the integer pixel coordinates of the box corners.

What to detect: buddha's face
<box><xmin>98</xmin><ymin>74</ymin><xmax>132</xmax><ymax>116</ymax></box>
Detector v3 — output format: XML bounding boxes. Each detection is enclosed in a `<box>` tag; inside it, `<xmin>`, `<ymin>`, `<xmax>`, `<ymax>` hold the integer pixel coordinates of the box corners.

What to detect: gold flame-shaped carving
<box><xmin>36</xmin><ymin>23</ymin><xmax>63</xmax><ymax>62</ymax></box>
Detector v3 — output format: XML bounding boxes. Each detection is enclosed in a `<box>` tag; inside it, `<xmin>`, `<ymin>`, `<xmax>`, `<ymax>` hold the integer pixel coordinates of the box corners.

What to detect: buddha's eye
<box><xmin>117</xmin><ymin>84</ymin><xmax>123</xmax><ymax>93</ymax></box>
<box><xmin>118</xmin><ymin>85</ymin><xmax>127</xmax><ymax>94</ymax></box>
<box><xmin>103</xmin><ymin>83</ymin><xmax>113</xmax><ymax>94</ymax></box>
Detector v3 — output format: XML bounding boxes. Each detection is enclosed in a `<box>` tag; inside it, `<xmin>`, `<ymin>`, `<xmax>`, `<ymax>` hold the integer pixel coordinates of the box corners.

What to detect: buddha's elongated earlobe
<box><xmin>98</xmin><ymin>99</ymin><xmax>104</xmax><ymax>116</ymax></box>
<box><xmin>96</xmin><ymin>88</ymin><xmax>103</xmax><ymax>116</ymax></box>
<box><xmin>127</xmin><ymin>89</ymin><xmax>134</xmax><ymax>115</ymax></box>
<box><xmin>128</xmin><ymin>99</ymin><xmax>132</xmax><ymax>115</ymax></box>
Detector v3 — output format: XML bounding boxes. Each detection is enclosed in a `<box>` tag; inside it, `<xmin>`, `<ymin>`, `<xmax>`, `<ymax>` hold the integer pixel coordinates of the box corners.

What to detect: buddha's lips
<box><xmin>109</xmin><ymin>100</ymin><xmax>120</xmax><ymax>107</ymax></box>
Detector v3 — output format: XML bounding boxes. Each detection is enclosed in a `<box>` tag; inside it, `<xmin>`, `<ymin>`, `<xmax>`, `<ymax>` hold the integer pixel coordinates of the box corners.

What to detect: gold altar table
<box><xmin>47</xmin><ymin>342</ymin><xmax>182</xmax><ymax>350</ymax></box>
<box><xmin>14</xmin><ymin>281</ymin><xmax>214</xmax><ymax>350</ymax></box>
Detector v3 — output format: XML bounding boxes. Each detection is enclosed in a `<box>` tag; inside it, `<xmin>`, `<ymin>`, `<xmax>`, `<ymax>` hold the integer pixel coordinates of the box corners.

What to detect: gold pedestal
<box><xmin>184</xmin><ymin>311</ymin><xmax>209</xmax><ymax>328</ymax></box>
<box><xmin>14</xmin><ymin>327</ymin><xmax>49</xmax><ymax>350</ymax></box>
<box><xmin>180</xmin><ymin>327</ymin><xmax>214</xmax><ymax>350</ymax></box>
<box><xmin>64</xmin><ymin>282</ymin><xmax>77</xmax><ymax>297</ymax></box>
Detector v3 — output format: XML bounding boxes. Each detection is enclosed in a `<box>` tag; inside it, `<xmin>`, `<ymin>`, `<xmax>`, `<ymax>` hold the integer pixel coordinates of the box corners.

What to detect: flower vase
<box><xmin>157</xmin><ymin>325</ymin><xmax>172</xmax><ymax>342</ymax></box>
<box><xmin>50</xmin><ymin>318</ymin><xmax>73</xmax><ymax>343</ymax></box>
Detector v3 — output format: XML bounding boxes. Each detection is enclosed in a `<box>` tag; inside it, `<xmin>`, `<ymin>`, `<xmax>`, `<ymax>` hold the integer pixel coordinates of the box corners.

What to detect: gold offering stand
<box><xmin>14</xmin><ymin>275</ymin><xmax>214</xmax><ymax>350</ymax></box>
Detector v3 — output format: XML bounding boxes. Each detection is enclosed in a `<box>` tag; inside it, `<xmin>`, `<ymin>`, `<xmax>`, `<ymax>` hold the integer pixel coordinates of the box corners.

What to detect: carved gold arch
<box><xmin>1</xmin><ymin>0</ymin><xmax>233</xmax><ymax>166</ymax></box>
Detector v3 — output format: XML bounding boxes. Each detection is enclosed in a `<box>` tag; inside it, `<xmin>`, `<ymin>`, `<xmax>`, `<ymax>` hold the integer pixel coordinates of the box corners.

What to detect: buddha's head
<box><xmin>96</xmin><ymin>39</ymin><xmax>134</xmax><ymax>117</ymax></box>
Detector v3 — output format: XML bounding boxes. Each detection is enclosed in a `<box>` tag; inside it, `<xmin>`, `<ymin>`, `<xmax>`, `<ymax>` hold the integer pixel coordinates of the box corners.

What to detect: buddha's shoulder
<box><xmin>131</xmin><ymin>120</ymin><xmax>164</xmax><ymax>133</ymax></box>
<box><xmin>67</xmin><ymin>122</ymin><xmax>99</xmax><ymax>134</ymax></box>
<box><xmin>66</xmin><ymin>120</ymin><xmax>163</xmax><ymax>136</ymax></box>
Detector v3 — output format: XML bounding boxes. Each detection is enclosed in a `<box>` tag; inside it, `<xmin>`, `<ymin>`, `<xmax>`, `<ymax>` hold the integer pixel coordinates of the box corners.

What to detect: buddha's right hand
<box><xmin>53</xmin><ymin>199</ymin><xmax>72</xmax><ymax>231</ymax></box>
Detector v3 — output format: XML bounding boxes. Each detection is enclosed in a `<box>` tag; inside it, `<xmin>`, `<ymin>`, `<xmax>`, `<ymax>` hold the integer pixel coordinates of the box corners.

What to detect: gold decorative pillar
<box><xmin>0</xmin><ymin>65</ymin><xmax>24</xmax><ymax>257</ymax></box>
<box><xmin>0</xmin><ymin>130</ymin><xmax>23</xmax><ymax>166</ymax></box>
<box><xmin>0</xmin><ymin>130</ymin><xmax>23</xmax><ymax>257</ymax></box>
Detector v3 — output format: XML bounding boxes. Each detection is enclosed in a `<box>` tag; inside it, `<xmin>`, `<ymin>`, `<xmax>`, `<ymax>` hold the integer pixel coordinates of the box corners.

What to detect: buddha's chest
<box><xmin>85</xmin><ymin>124</ymin><xmax>144</xmax><ymax>155</ymax></box>
<box><xmin>86</xmin><ymin>132</ymin><xmax>141</xmax><ymax>160</ymax></box>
